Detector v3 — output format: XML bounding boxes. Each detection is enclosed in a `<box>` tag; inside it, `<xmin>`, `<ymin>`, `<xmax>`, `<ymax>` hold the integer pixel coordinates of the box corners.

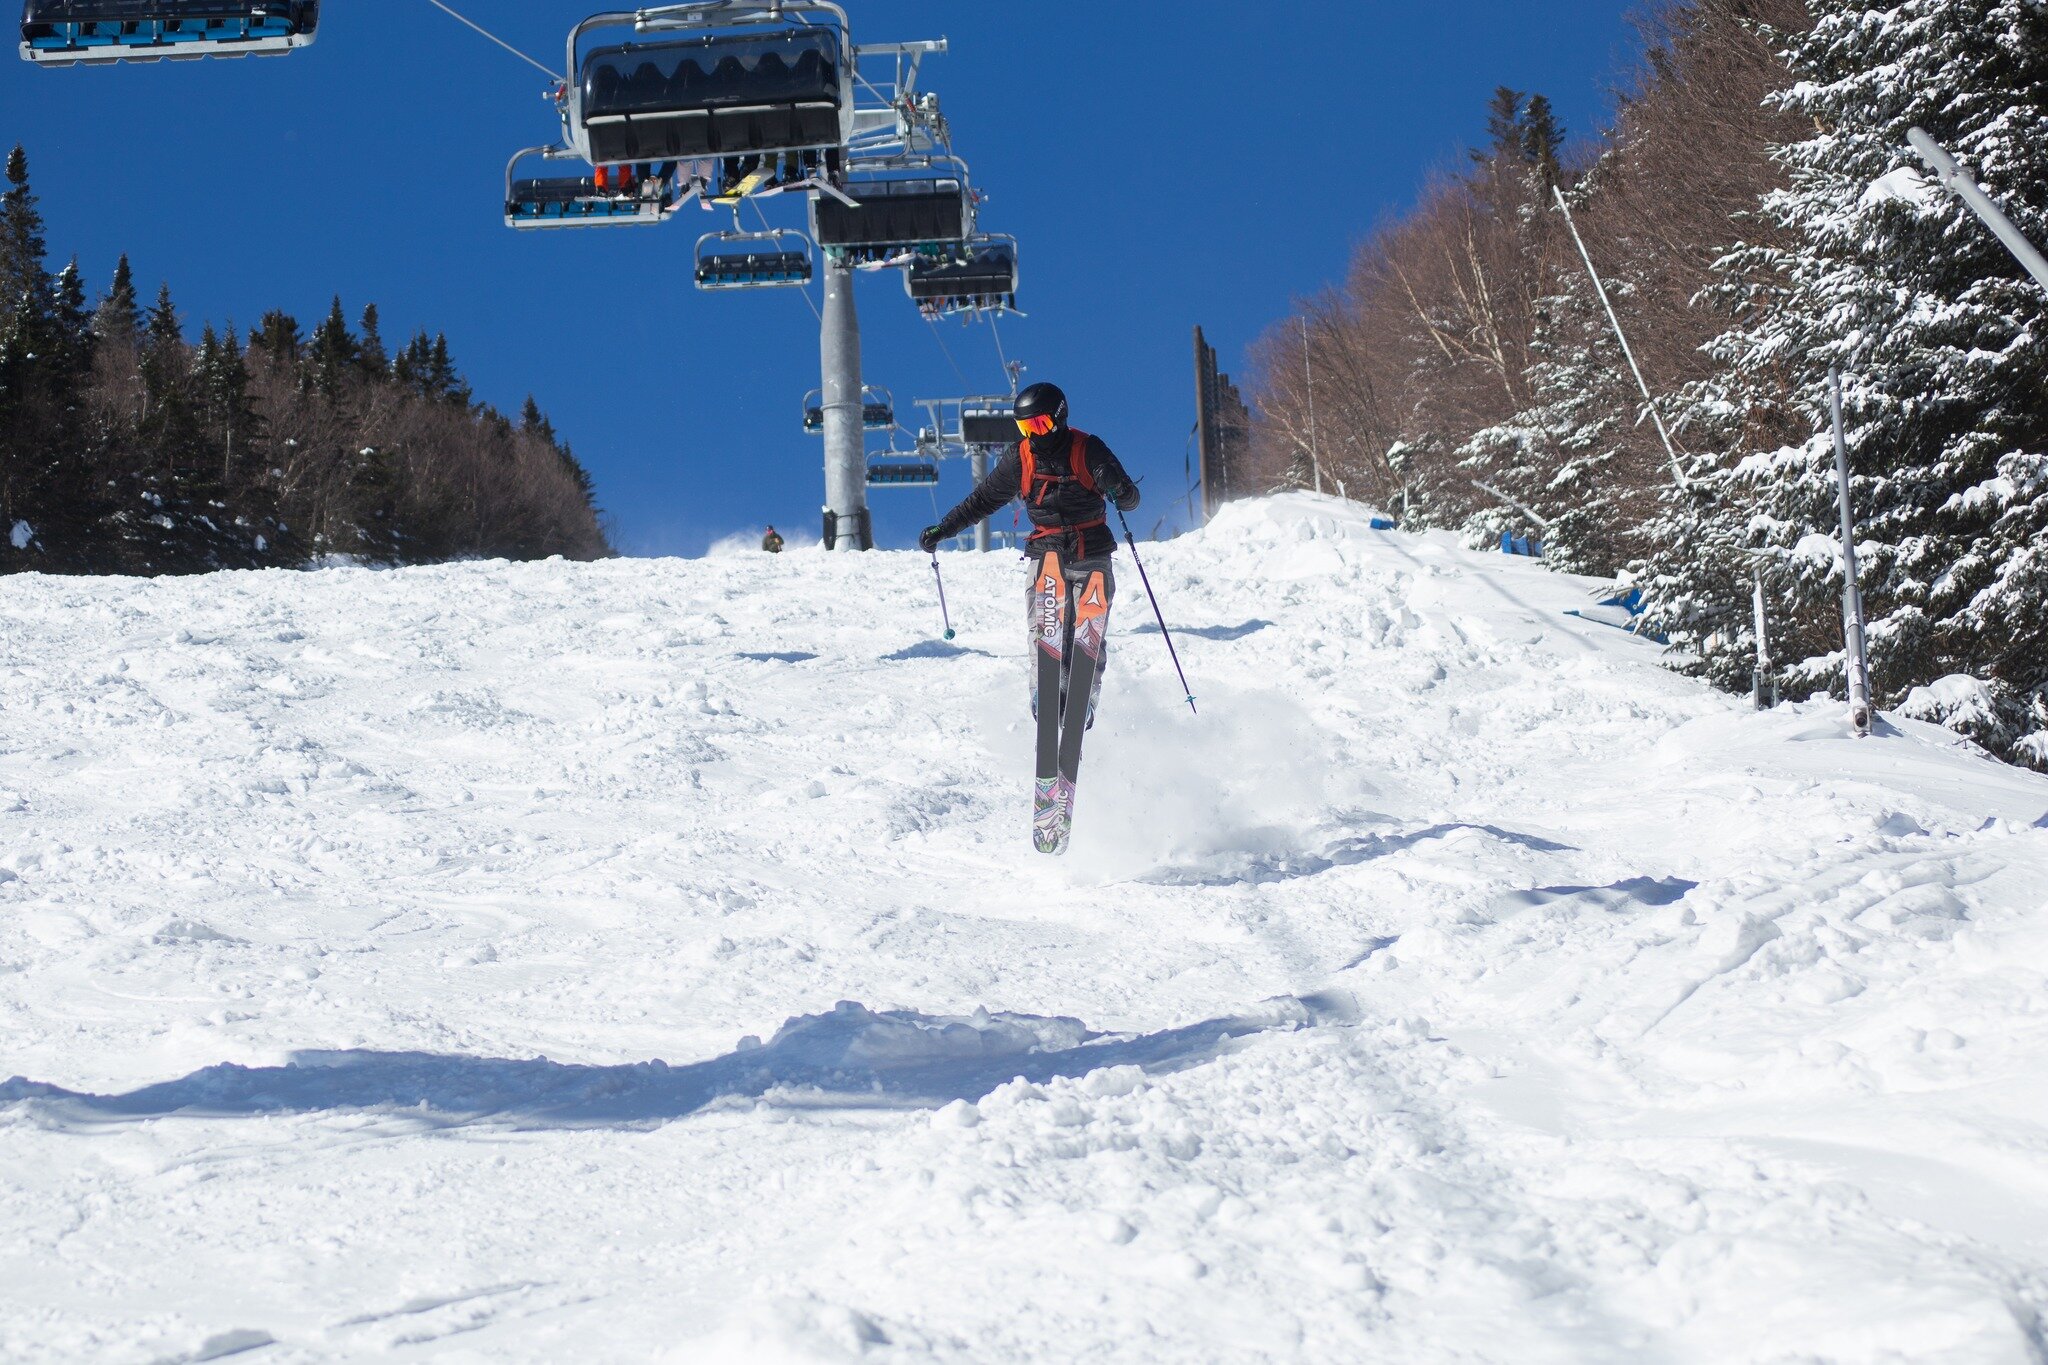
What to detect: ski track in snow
<box><xmin>2</xmin><ymin>493</ymin><xmax>2047</xmax><ymax>1362</ymax></box>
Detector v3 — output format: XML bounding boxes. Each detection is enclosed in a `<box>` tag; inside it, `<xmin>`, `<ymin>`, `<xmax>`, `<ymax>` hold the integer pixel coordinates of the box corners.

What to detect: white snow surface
<box><xmin>3</xmin><ymin>492</ymin><xmax>2047</xmax><ymax>1362</ymax></box>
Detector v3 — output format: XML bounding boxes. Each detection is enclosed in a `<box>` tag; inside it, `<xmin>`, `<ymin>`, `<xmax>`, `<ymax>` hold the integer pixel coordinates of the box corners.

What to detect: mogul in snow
<box><xmin>919</xmin><ymin>383</ymin><xmax>1141</xmax><ymax>854</ymax></box>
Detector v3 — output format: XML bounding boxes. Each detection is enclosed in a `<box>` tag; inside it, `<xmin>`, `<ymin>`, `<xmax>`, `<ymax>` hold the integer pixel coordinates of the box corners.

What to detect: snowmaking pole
<box><xmin>1908</xmin><ymin>128</ymin><xmax>2048</xmax><ymax>297</ymax></box>
<box><xmin>1552</xmin><ymin>186</ymin><xmax>1689</xmax><ymax>489</ymax></box>
<box><xmin>1300</xmin><ymin>316</ymin><xmax>1325</xmax><ymax>496</ymax></box>
<box><xmin>820</xmin><ymin>259</ymin><xmax>870</xmax><ymax>551</ymax></box>
<box><xmin>1751</xmin><ymin>571</ymin><xmax>1775</xmax><ymax>711</ymax></box>
<box><xmin>1830</xmin><ymin>366</ymin><xmax>1873</xmax><ymax>735</ymax></box>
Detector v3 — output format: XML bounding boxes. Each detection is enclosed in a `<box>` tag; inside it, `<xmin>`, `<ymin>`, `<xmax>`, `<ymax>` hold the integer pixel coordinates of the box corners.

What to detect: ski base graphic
<box><xmin>1033</xmin><ymin>777</ymin><xmax>1073</xmax><ymax>855</ymax></box>
<box><xmin>1031</xmin><ymin>564</ymin><xmax>1108</xmax><ymax>857</ymax></box>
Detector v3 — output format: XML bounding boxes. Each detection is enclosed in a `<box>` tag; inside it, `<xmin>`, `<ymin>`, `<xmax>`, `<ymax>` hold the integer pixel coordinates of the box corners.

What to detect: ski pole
<box><xmin>929</xmin><ymin>553</ymin><xmax>956</xmax><ymax>641</ymax></box>
<box><xmin>1113</xmin><ymin>505</ymin><xmax>1196</xmax><ymax>715</ymax></box>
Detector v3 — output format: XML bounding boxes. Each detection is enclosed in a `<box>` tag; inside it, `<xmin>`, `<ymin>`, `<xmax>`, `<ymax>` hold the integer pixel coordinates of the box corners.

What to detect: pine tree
<box><xmin>307</xmin><ymin>295</ymin><xmax>357</xmax><ymax>400</ymax></box>
<box><xmin>248</xmin><ymin>309</ymin><xmax>301</xmax><ymax>368</ymax></box>
<box><xmin>1520</xmin><ymin>95</ymin><xmax>1566</xmax><ymax>194</ymax></box>
<box><xmin>93</xmin><ymin>253</ymin><xmax>139</xmax><ymax>350</ymax></box>
<box><xmin>0</xmin><ymin>146</ymin><xmax>92</xmax><ymax>564</ymax></box>
<box><xmin>139</xmin><ymin>281</ymin><xmax>185</xmax><ymax>404</ymax></box>
<box><xmin>0</xmin><ymin>145</ymin><xmax>53</xmax><ymax>340</ymax></box>
<box><xmin>51</xmin><ymin>257</ymin><xmax>92</xmax><ymax>380</ymax></box>
<box><xmin>356</xmin><ymin>302</ymin><xmax>387</xmax><ymax>377</ymax></box>
<box><xmin>1645</xmin><ymin>0</ymin><xmax>2048</xmax><ymax>766</ymax></box>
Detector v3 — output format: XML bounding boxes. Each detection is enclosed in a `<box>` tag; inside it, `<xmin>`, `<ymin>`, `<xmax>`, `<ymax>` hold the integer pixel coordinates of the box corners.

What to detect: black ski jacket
<box><xmin>932</xmin><ymin>429</ymin><xmax>1140</xmax><ymax>561</ymax></box>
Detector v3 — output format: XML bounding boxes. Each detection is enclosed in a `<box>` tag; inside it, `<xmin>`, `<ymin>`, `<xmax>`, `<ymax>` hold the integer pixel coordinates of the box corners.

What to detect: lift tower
<box><xmin>508</xmin><ymin>2</ymin><xmax>1016</xmax><ymax>550</ymax></box>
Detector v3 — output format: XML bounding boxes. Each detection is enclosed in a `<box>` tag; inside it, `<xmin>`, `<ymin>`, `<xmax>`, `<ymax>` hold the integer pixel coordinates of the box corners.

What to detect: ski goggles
<box><xmin>1016</xmin><ymin>414</ymin><xmax>1059</xmax><ymax>437</ymax></box>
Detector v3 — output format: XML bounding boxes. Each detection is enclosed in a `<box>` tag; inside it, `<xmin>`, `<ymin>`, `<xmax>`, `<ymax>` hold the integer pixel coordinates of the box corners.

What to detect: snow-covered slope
<box><xmin>3</xmin><ymin>493</ymin><xmax>2046</xmax><ymax>1363</ymax></box>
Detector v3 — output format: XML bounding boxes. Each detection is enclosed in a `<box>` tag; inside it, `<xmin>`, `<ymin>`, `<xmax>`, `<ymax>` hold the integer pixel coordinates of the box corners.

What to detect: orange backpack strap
<box><xmin>1020</xmin><ymin>429</ymin><xmax>1098</xmax><ymax>506</ymax></box>
<box><xmin>1066</xmin><ymin>429</ymin><xmax>1098</xmax><ymax>492</ymax></box>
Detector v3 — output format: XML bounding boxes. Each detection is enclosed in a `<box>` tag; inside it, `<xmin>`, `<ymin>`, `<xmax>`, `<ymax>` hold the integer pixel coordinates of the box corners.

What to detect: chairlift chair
<box><xmin>696</xmin><ymin>227</ymin><xmax>813</xmax><ymax>290</ymax></box>
<box><xmin>20</xmin><ymin>0</ymin><xmax>317</xmax><ymax>65</ymax></box>
<box><xmin>906</xmin><ymin>235</ymin><xmax>1019</xmax><ymax>317</ymax></box>
<box><xmin>961</xmin><ymin>397</ymin><xmax>1015</xmax><ymax>446</ymax></box>
<box><xmin>812</xmin><ymin>175</ymin><xmax>973</xmax><ymax>266</ymax></box>
<box><xmin>563</xmin><ymin>5</ymin><xmax>854</xmax><ymax>169</ymax></box>
<box><xmin>865</xmin><ymin>461</ymin><xmax>939</xmax><ymax>489</ymax></box>
<box><xmin>505</xmin><ymin>150</ymin><xmax>679</xmax><ymax>229</ymax></box>
<box><xmin>802</xmin><ymin>386</ymin><xmax>894</xmax><ymax>432</ymax></box>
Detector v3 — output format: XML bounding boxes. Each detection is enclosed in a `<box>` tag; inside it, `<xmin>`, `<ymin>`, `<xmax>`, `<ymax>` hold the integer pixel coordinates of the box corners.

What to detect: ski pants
<box><xmin>1028</xmin><ymin>553</ymin><xmax>1115</xmax><ymax>727</ymax></box>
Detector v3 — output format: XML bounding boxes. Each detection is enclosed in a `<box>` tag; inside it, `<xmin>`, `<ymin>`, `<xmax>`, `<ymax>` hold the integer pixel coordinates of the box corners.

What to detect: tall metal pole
<box><xmin>969</xmin><ymin>448</ymin><xmax>990</xmax><ymax>551</ymax></box>
<box><xmin>1300</xmin><ymin>316</ymin><xmax>1323</xmax><ymax>495</ymax></box>
<box><xmin>1830</xmin><ymin>366</ymin><xmax>1873</xmax><ymax>735</ymax></box>
<box><xmin>1751</xmin><ymin>571</ymin><xmax>1774</xmax><ymax>711</ymax></box>
<box><xmin>1908</xmin><ymin>128</ymin><xmax>2048</xmax><ymax>297</ymax></box>
<box><xmin>820</xmin><ymin>259</ymin><xmax>868</xmax><ymax>551</ymax></box>
<box><xmin>1552</xmin><ymin>186</ymin><xmax>1689</xmax><ymax>489</ymax></box>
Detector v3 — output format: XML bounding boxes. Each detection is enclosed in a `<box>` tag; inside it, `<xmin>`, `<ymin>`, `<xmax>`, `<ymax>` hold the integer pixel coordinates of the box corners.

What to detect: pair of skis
<box><xmin>1032</xmin><ymin>549</ymin><xmax>1110</xmax><ymax>856</ymax></box>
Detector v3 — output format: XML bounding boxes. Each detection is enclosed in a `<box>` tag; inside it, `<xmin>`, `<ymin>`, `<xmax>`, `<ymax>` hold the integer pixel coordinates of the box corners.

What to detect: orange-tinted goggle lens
<box><xmin>1017</xmin><ymin>414</ymin><xmax>1058</xmax><ymax>436</ymax></box>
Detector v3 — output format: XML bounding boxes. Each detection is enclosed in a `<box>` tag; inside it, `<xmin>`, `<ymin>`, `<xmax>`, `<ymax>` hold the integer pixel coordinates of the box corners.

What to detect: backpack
<box><xmin>1019</xmin><ymin>428</ymin><xmax>1099</xmax><ymax>509</ymax></box>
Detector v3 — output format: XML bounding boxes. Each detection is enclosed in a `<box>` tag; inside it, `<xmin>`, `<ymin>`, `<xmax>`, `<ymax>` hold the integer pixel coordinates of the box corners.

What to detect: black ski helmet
<box><xmin>1014</xmin><ymin>382</ymin><xmax>1068</xmax><ymax>429</ymax></box>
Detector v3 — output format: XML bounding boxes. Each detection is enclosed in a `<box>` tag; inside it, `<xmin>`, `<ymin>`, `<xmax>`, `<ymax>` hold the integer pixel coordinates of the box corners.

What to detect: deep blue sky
<box><xmin>4</xmin><ymin>2</ymin><xmax>1643</xmax><ymax>556</ymax></box>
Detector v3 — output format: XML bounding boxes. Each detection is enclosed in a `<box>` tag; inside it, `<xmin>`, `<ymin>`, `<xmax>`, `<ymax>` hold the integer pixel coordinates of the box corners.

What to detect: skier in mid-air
<box><xmin>919</xmin><ymin>383</ymin><xmax>1140</xmax><ymax>853</ymax></box>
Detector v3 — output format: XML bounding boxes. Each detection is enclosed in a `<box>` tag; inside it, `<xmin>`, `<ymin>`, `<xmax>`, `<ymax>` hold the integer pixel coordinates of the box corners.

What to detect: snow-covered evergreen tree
<box><xmin>1641</xmin><ymin>0</ymin><xmax>2048</xmax><ymax>766</ymax></box>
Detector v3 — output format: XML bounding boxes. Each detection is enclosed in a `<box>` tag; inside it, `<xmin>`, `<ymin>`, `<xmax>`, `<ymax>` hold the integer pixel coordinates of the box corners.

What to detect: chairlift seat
<box><xmin>506</xmin><ymin>175</ymin><xmax>669</xmax><ymax>228</ymax></box>
<box><xmin>866</xmin><ymin>462</ymin><xmax>939</xmax><ymax>488</ymax></box>
<box><xmin>803</xmin><ymin>392</ymin><xmax>895</xmax><ymax>432</ymax></box>
<box><xmin>908</xmin><ymin>240</ymin><xmax>1020</xmax><ymax>316</ymax></box>
<box><xmin>961</xmin><ymin>404</ymin><xmax>1014</xmax><ymax>445</ymax></box>
<box><xmin>696</xmin><ymin>249</ymin><xmax>812</xmax><ymax>289</ymax></box>
<box><xmin>814</xmin><ymin>178</ymin><xmax>971</xmax><ymax>259</ymax></box>
<box><xmin>579</xmin><ymin>30</ymin><xmax>843</xmax><ymax>163</ymax></box>
<box><xmin>21</xmin><ymin>0</ymin><xmax>316</xmax><ymax>63</ymax></box>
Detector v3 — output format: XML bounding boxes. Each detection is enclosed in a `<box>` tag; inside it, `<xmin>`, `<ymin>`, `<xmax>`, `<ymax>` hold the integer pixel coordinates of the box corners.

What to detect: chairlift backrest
<box><xmin>961</xmin><ymin>402</ymin><xmax>1016</xmax><ymax>446</ymax></box>
<box><xmin>21</xmin><ymin>0</ymin><xmax>319</xmax><ymax>64</ymax></box>
<box><xmin>505</xmin><ymin>155</ymin><xmax>675</xmax><ymax>229</ymax></box>
<box><xmin>803</xmin><ymin>386</ymin><xmax>894</xmax><ymax>432</ymax></box>
<box><xmin>906</xmin><ymin>237</ymin><xmax>1020</xmax><ymax>315</ymax></box>
<box><xmin>696</xmin><ymin>228</ymin><xmax>813</xmax><ymax>290</ymax></box>
<box><xmin>866</xmin><ymin>461</ymin><xmax>939</xmax><ymax>488</ymax></box>
<box><xmin>573</xmin><ymin>24</ymin><xmax>847</xmax><ymax>165</ymax></box>
<box><xmin>813</xmin><ymin>177</ymin><xmax>971</xmax><ymax>257</ymax></box>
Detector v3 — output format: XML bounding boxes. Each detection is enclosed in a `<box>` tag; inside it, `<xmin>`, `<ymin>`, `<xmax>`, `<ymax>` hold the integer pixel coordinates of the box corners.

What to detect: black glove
<box><xmin>918</xmin><ymin>525</ymin><xmax>945</xmax><ymax>554</ymax></box>
<box><xmin>1106</xmin><ymin>480</ymin><xmax>1139</xmax><ymax>512</ymax></box>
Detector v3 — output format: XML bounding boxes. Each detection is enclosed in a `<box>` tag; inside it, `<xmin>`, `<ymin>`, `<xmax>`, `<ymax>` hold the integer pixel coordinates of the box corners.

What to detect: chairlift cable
<box><xmin>752</xmin><ymin>199</ymin><xmax>823</xmax><ymax>322</ymax></box>
<box><xmin>923</xmin><ymin>313</ymin><xmax>974</xmax><ymax>392</ymax></box>
<box><xmin>988</xmin><ymin>312</ymin><xmax>1014</xmax><ymax>390</ymax></box>
<box><xmin>419</xmin><ymin>0</ymin><xmax>562</xmax><ymax>80</ymax></box>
